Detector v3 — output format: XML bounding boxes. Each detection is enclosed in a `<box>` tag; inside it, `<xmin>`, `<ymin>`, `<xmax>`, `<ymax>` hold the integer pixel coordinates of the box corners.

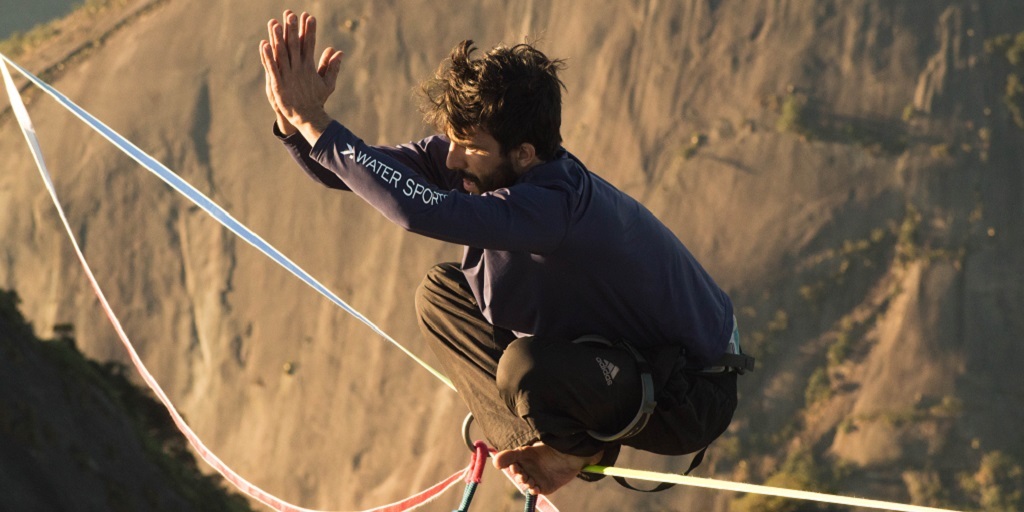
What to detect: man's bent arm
<box><xmin>309</xmin><ymin>120</ymin><xmax>570</xmax><ymax>253</ymax></box>
<box><xmin>276</xmin><ymin>123</ymin><xmax>460</xmax><ymax>193</ymax></box>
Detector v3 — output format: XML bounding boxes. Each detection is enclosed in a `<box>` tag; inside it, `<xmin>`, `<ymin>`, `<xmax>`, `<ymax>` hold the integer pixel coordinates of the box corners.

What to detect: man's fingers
<box><xmin>259</xmin><ymin>41</ymin><xmax>275</xmax><ymax>97</ymax></box>
<box><xmin>284</xmin><ymin>10</ymin><xmax>301</xmax><ymax>69</ymax></box>
<box><xmin>317</xmin><ymin>47</ymin><xmax>331</xmax><ymax>75</ymax></box>
<box><xmin>259</xmin><ymin>40</ymin><xmax>268</xmax><ymax>76</ymax></box>
<box><xmin>266</xmin><ymin>20</ymin><xmax>277</xmax><ymax>61</ymax></box>
<box><xmin>298</xmin><ymin>11</ymin><xmax>308</xmax><ymax>42</ymax></box>
<box><xmin>329</xmin><ymin>49</ymin><xmax>345</xmax><ymax>69</ymax></box>
<box><xmin>297</xmin><ymin>12</ymin><xmax>308</xmax><ymax>58</ymax></box>
<box><xmin>320</xmin><ymin>48</ymin><xmax>343</xmax><ymax>80</ymax></box>
<box><xmin>319</xmin><ymin>49</ymin><xmax>343</xmax><ymax>96</ymax></box>
<box><xmin>260</xmin><ymin>42</ymin><xmax>278</xmax><ymax>107</ymax></box>
<box><xmin>259</xmin><ymin>41</ymin><xmax>272</xmax><ymax>78</ymax></box>
<box><xmin>259</xmin><ymin>41</ymin><xmax>275</xmax><ymax>80</ymax></box>
<box><xmin>301</xmin><ymin>13</ymin><xmax>316</xmax><ymax>67</ymax></box>
<box><xmin>260</xmin><ymin>41</ymin><xmax>282</xmax><ymax>99</ymax></box>
<box><xmin>269</xmin><ymin>19</ymin><xmax>287</xmax><ymax>69</ymax></box>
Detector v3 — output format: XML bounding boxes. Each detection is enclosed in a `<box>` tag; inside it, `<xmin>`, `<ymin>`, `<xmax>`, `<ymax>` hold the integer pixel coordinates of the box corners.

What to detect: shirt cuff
<box><xmin>308</xmin><ymin>120</ymin><xmax>345</xmax><ymax>160</ymax></box>
<box><xmin>271</xmin><ymin>121</ymin><xmax>306</xmax><ymax>143</ymax></box>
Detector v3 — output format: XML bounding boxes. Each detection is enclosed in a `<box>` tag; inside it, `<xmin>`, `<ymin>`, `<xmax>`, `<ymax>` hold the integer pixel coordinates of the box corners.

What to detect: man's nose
<box><xmin>446</xmin><ymin>142</ymin><xmax>466</xmax><ymax>170</ymax></box>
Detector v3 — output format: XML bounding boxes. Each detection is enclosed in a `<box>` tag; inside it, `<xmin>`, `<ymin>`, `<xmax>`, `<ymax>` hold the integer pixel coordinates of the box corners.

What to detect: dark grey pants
<box><xmin>415</xmin><ymin>263</ymin><xmax>738</xmax><ymax>463</ymax></box>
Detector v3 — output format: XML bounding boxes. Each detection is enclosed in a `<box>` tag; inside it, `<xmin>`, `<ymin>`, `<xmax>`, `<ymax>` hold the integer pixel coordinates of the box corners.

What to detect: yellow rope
<box><xmin>584</xmin><ymin>465</ymin><xmax>961</xmax><ymax>512</ymax></box>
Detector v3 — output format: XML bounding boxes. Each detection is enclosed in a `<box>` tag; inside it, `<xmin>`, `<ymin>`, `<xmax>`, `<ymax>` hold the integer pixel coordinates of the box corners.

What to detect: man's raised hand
<box><xmin>259</xmin><ymin>10</ymin><xmax>343</xmax><ymax>143</ymax></box>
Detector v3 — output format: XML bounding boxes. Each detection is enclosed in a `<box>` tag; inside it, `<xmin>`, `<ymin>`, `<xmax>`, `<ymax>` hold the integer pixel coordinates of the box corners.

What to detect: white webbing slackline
<box><xmin>1</xmin><ymin>53</ymin><xmax>959</xmax><ymax>512</ymax></box>
<box><xmin>0</xmin><ymin>56</ymin><xmax>487</xmax><ymax>512</ymax></box>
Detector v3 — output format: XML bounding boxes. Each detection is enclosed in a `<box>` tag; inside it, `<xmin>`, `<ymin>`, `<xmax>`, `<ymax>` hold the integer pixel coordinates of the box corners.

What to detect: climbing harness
<box><xmin>2</xmin><ymin>53</ymin><xmax>964</xmax><ymax>512</ymax></box>
<box><xmin>566</xmin><ymin>335</ymin><xmax>691</xmax><ymax>493</ymax></box>
<box><xmin>570</xmin><ymin>336</ymin><xmax>657</xmax><ymax>443</ymax></box>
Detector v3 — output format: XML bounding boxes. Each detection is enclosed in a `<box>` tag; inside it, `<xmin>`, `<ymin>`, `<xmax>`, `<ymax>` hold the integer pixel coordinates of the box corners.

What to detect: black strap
<box><xmin>613</xmin><ymin>477</ymin><xmax>676</xmax><ymax>493</ymax></box>
<box><xmin>612</xmin><ymin>446</ymin><xmax>707</xmax><ymax>492</ymax></box>
<box><xmin>715</xmin><ymin>352</ymin><xmax>755</xmax><ymax>374</ymax></box>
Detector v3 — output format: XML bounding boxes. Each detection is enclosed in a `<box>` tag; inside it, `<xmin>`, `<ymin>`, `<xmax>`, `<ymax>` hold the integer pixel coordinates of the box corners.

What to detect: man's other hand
<box><xmin>259</xmin><ymin>10</ymin><xmax>343</xmax><ymax>143</ymax></box>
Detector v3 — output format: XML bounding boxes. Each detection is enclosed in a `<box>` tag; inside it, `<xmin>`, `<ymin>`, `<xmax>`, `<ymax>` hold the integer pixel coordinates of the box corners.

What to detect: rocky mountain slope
<box><xmin>0</xmin><ymin>289</ymin><xmax>254</xmax><ymax>511</ymax></box>
<box><xmin>2</xmin><ymin>1</ymin><xmax>1023</xmax><ymax>510</ymax></box>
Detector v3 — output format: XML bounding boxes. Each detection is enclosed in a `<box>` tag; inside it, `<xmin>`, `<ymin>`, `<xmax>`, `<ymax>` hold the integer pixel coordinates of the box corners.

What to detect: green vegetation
<box><xmin>894</xmin><ymin>203</ymin><xmax>966</xmax><ymax>268</ymax></box>
<box><xmin>903</xmin><ymin>470</ymin><xmax>953</xmax><ymax>508</ymax></box>
<box><xmin>0</xmin><ymin>0</ymin><xmax>132</xmax><ymax>58</ymax></box>
<box><xmin>0</xmin><ymin>289</ymin><xmax>253</xmax><ymax>512</ymax></box>
<box><xmin>775</xmin><ymin>91</ymin><xmax>908</xmax><ymax>154</ymax></box>
<box><xmin>841</xmin><ymin>394</ymin><xmax>963</xmax><ymax>433</ymax></box>
<box><xmin>804</xmin><ymin>367</ymin><xmax>832</xmax><ymax>406</ymax></box>
<box><xmin>0</xmin><ymin>23</ymin><xmax>61</xmax><ymax>58</ymax></box>
<box><xmin>826</xmin><ymin>329</ymin><xmax>852</xmax><ymax>367</ymax></box>
<box><xmin>798</xmin><ymin>227</ymin><xmax>889</xmax><ymax>307</ymax></box>
<box><xmin>985</xmin><ymin>31</ymin><xmax>1024</xmax><ymax>129</ymax></box>
<box><xmin>80</xmin><ymin>0</ymin><xmax>133</xmax><ymax>15</ymax></box>
<box><xmin>797</xmin><ymin>201</ymin><xmax>966</xmax><ymax>291</ymax></box>
<box><xmin>776</xmin><ymin>92</ymin><xmax>812</xmax><ymax>137</ymax></box>
<box><xmin>740</xmin><ymin>307</ymin><xmax>790</xmax><ymax>361</ymax></box>
<box><xmin>895</xmin><ymin>203</ymin><xmax>922</xmax><ymax>264</ymax></box>
<box><xmin>959</xmin><ymin>451</ymin><xmax>1024</xmax><ymax>512</ymax></box>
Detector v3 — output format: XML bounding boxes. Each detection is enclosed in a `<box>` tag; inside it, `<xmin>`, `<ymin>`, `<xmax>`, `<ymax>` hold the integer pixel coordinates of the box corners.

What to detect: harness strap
<box><xmin>713</xmin><ymin>352</ymin><xmax>756</xmax><ymax>374</ymax></box>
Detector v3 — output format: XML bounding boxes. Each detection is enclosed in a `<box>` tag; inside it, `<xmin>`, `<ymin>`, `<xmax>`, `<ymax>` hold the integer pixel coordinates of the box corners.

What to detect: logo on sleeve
<box><xmin>339</xmin><ymin>142</ymin><xmax>448</xmax><ymax>205</ymax></box>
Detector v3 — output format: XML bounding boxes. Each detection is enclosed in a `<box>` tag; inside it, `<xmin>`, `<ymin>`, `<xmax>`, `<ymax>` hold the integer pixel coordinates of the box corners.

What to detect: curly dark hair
<box><xmin>420</xmin><ymin>40</ymin><xmax>567</xmax><ymax>161</ymax></box>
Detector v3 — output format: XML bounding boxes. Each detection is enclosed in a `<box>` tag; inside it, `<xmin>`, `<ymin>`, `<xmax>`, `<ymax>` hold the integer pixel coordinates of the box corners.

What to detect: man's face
<box><xmin>445</xmin><ymin>129</ymin><xmax>519</xmax><ymax>195</ymax></box>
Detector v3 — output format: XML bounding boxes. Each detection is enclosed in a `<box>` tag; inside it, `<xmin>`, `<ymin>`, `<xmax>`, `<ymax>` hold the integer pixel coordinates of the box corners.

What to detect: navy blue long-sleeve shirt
<box><xmin>280</xmin><ymin>121</ymin><xmax>733</xmax><ymax>368</ymax></box>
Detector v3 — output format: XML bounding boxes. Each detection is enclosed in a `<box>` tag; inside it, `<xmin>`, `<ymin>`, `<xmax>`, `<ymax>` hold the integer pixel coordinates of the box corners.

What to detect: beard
<box><xmin>463</xmin><ymin>158</ymin><xmax>519</xmax><ymax>194</ymax></box>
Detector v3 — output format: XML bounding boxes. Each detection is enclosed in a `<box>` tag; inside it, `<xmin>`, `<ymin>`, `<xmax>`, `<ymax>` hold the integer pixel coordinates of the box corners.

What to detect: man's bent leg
<box><xmin>496</xmin><ymin>336</ymin><xmax>644</xmax><ymax>457</ymax></box>
<box><xmin>414</xmin><ymin>263</ymin><xmax>538</xmax><ymax>450</ymax></box>
<box><xmin>493</xmin><ymin>336</ymin><xmax>647</xmax><ymax>494</ymax></box>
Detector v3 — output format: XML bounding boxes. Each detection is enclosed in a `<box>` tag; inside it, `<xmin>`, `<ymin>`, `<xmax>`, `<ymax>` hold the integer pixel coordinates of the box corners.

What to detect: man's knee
<box><xmin>414</xmin><ymin>263</ymin><xmax>461</xmax><ymax>321</ymax></box>
<box><xmin>496</xmin><ymin>336</ymin><xmax>647</xmax><ymax>440</ymax></box>
<box><xmin>495</xmin><ymin>337</ymin><xmax>549</xmax><ymax>411</ymax></box>
<box><xmin>496</xmin><ymin>337</ymin><xmax>587</xmax><ymax>411</ymax></box>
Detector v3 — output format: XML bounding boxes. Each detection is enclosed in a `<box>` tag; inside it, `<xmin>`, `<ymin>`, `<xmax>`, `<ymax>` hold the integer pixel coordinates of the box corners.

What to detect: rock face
<box><xmin>2</xmin><ymin>1</ymin><xmax>1022</xmax><ymax>510</ymax></box>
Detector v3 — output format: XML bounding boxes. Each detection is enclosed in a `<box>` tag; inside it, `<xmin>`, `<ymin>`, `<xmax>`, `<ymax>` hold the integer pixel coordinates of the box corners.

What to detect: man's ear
<box><xmin>511</xmin><ymin>142</ymin><xmax>540</xmax><ymax>171</ymax></box>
